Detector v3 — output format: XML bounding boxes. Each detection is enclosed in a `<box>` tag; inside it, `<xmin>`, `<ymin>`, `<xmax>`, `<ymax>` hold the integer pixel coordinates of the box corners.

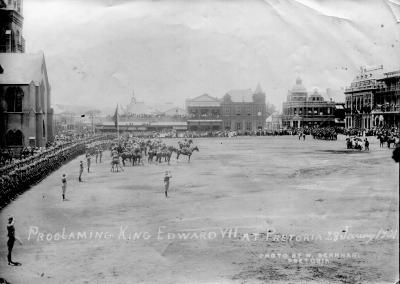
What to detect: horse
<box><xmin>156</xmin><ymin>147</ymin><xmax>177</xmax><ymax>165</ymax></box>
<box><xmin>120</xmin><ymin>151</ymin><xmax>134</xmax><ymax>166</ymax></box>
<box><xmin>387</xmin><ymin>136</ymin><xmax>397</xmax><ymax>148</ymax></box>
<box><xmin>133</xmin><ymin>148</ymin><xmax>143</xmax><ymax>165</ymax></box>
<box><xmin>377</xmin><ymin>135</ymin><xmax>387</xmax><ymax>148</ymax></box>
<box><xmin>147</xmin><ymin>149</ymin><xmax>157</xmax><ymax>163</ymax></box>
<box><xmin>176</xmin><ymin>146</ymin><xmax>199</xmax><ymax>162</ymax></box>
<box><xmin>139</xmin><ymin>141</ymin><xmax>148</xmax><ymax>156</ymax></box>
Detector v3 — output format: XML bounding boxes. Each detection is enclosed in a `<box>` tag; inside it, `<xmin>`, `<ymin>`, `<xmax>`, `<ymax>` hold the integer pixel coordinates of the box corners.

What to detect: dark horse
<box><xmin>377</xmin><ymin>135</ymin><xmax>387</xmax><ymax>148</ymax></box>
<box><xmin>386</xmin><ymin>136</ymin><xmax>397</xmax><ymax>148</ymax></box>
<box><xmin>176</xmin><ymin>146</ymin><xmax>199</xmax><ymax>162</ymax></box>
<box><xmin>377</xmin><ymin>135</ymin><xmax>397</xmax><ymax>148</ymax></box>
<box><xmin>156</xmin><ymin>146</ymin><xmax>177</xmax><ymax>165</ymax></box>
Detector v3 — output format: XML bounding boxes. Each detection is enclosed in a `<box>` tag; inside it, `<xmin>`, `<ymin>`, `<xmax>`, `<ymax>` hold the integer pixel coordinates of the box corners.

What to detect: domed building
<box><xmin>286</xmin><ymin>78</ymin><xmax>308</xmax><ymax>102</ymax></box>
<box><xmin>282</xmin><ymin>78</ymin><xmax>336</xmax><ymax>128</ymax></box>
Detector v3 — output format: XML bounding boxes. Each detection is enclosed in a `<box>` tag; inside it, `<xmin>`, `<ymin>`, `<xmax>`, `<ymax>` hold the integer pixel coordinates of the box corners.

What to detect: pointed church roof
<box><xmin>255</xmin><ymin>83</ymin><xmax>263</xmax><ymax>94</ymax></box>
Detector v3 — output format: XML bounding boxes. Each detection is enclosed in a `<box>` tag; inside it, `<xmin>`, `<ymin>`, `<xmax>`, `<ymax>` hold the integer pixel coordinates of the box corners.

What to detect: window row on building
<box><xmin>185</xmin><ymin>84</ymin><xmax>267</xmax><ymax>132</ymax></box>
<box><xmin>344</xmin><ymin>66</ymin><xmax>400</xmax><ymax>129</ymax></box>
<box><xmin>281</xmin><ymin>78</ymin><xmax>338</xmax><ymax>128</ymax></box>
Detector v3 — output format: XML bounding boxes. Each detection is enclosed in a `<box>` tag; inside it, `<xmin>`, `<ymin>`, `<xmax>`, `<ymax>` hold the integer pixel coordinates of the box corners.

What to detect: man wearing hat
<box><xmin>7</xmin><ymin>216</ymin><xmax>23</xmax><ymax>265</ymax></box>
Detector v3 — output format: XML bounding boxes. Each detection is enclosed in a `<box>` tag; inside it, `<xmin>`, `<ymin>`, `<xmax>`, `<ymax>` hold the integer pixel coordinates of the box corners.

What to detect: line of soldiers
<box><xmin>310</xmin><ymin>127</ymin><xmax>338</xmax><ymax>140</ymax></box>
<box><xmin>0</xmin><ymin>136</ymin><xmax>114</xmax><ymax>208</ymax></box>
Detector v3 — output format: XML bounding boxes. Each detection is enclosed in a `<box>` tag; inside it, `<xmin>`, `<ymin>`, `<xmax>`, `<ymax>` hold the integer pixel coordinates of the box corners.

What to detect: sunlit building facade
<box><xmin>282</xmin><ymin>78</ymin><xmax>335</xmax><ymax>128</ymax></box>
<box><xmin>345</xmin><ymin>66</ymin><xmax>400</xmax><ymax>129</ymax></box>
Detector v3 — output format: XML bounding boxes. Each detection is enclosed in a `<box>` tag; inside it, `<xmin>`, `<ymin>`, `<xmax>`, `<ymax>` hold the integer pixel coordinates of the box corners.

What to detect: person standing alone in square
<box><xmin>164</xmin><ymin>171</ymin><xmax>172</xmax><ymax>198</ymax></box>
<box><xmin>61</xmin><ymin>174</ymin><xmax>67</xmax><ymax>201</ymax></box>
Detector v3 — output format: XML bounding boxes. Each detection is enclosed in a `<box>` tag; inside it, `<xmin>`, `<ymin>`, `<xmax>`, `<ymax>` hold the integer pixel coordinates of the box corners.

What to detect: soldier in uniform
<box><xmin>7</xmin><ymin>216</ymin><xmax>23</xmax><ymax>265</ymax></box>
<box><xmin>79</xmin><ymin>161</ymin><xmax>84</xmax><ymax>182</ymax></box>
<box><xmin>61</xmin><ymin>174</ymin><xmax>67</xmax><ymax>201</ymax></box>
<box><xmin>95</xmin><ymin>147</ymin><xmax>99</xmax><ymax>163</ymax></box>
<box><xmin>86</xmin><ymin>152</ymin><xmax>91</xmax><ymax>173</ymax></box>
<box><xmin>164</xmin><ymin>171</ymin><xmax>172</xmax><ymax>198</ymax></box>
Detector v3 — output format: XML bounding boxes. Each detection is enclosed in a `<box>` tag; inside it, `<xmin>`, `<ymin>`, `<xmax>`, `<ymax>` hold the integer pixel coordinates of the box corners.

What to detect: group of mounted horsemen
<box><xmin>108</xmin><ymin>137</ymin><xmax>199</xmax><ymax>172</ymax></box>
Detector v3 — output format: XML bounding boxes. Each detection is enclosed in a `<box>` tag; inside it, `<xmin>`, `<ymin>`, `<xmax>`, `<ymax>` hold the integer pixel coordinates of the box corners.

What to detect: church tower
<box><xmin>0</xmin><ymin>0</ymin><xmax>25</xmax><ymax>53</ymax></box>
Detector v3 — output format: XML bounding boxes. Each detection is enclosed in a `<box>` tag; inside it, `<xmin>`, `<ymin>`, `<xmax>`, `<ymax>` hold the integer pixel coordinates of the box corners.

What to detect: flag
<box><xmin>112</xmin><ymin>104</ymin><xmax>118</xmax><ymax>129</ymax></box>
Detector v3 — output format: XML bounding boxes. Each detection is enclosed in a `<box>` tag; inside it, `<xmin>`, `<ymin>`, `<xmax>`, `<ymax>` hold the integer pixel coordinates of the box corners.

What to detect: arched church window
<box><xmin>6</xmin><ymin>129</ymin><xmax>23</xmax><ymax>146</ymax></box>
<box><xmin>5</xmin><ymin>87</ymin><xmax>23</xmax><ymax>112</ymax></box>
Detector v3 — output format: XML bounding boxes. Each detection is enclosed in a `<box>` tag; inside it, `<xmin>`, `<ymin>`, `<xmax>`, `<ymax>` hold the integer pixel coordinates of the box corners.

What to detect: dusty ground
<box><xmin>0</xmin><ymin>136</ymin><xmax>398</xmax><ymax>284</ymax></box>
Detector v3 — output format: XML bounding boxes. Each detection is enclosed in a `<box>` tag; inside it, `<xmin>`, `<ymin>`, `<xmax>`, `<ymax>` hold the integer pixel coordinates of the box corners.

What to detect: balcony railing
<box><xmin>345</xmin><ymin>84</ymin><xmax>382</xmax><ymax>93</ymax></box>
<box><xmin>375</xmin><ymin>86</ymin><xmax>400</xmax><ymax>93</ymax></box>
<box><xmin>187</xmin><ymin>114</ymin><xmax>221</xmax><ymax>120</ymax></box>
<box><xmin>371</xmin><ymin>105</ymin><xmax>400</xmax><ymax>113</ymax></box>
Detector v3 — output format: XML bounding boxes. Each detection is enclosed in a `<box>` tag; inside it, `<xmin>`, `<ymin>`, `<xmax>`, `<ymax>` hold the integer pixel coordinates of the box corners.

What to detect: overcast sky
<box><xmin>23</xmin><ymin>0</ymin><xmax>400</xmax><ymax>110</ymax></box>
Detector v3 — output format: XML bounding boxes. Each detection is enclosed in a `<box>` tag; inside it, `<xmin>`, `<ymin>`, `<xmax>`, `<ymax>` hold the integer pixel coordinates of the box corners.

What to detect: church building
<box><xmin>0</xmin><ymin>0</ymin><xmax>54</xmax><ymax>148</ymax></box>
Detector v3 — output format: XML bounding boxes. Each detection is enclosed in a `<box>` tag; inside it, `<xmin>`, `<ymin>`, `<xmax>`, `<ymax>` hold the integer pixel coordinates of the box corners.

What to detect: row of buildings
<box><xmin>100</xmin><ymin>68</ymin><xmax>400</xmax><ymax>136</ymax></box>
<box><xmin>344</xmin><ymin>66</ymin><xmax>400</xmax><ymax>129</ymax></box>
<box><xmin>98</xmin><ymin>84</ymin><xmax>268</xmax><ymax>134</ymax></box>
<box><xmin>0</xmin><ymin>0</ymin><xmax>54</xmax><ymax>149</ymax></box>
<box><xmin>98</xmin><ymin>80</ymin><xmax>344</xmax><ymax>135</ymax></box>
<box><xmin>271</xmin><ymin>68</ymin><xmax>400</xmax><ymax>132</ymax></box>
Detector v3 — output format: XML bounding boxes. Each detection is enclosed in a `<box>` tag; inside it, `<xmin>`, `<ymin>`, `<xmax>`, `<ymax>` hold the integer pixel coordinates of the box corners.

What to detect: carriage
<box><xmin>346</xmin><ymin>137</ymin><xmax>363</xmax><ymax>150</ymax></box>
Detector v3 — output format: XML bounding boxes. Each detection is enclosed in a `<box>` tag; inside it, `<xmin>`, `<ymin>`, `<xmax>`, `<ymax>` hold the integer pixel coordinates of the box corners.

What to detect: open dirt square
<box><xmin>0</xmin><ymin>136</ymin><xmax>398</xmax><ymax>283</ymax></box>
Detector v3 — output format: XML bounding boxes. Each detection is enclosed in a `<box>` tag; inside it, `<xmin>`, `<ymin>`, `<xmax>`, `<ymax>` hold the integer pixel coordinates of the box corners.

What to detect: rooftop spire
<box><xmin>130</xmin><ymin>89</ymin><xmax>136</xmax><ymax>104</ymax></box>
<box><xmin>255</xmin><ymin>83</ymin><xmax>263</xmax><ymax>94</ymax></box>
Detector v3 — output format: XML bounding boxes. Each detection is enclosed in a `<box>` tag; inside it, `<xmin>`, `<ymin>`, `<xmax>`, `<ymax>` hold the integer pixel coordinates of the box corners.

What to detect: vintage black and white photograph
<box><xmin>0</xmin><ymin>0</ymin><xmax>399</xmax><ymax>283</ymax></box>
